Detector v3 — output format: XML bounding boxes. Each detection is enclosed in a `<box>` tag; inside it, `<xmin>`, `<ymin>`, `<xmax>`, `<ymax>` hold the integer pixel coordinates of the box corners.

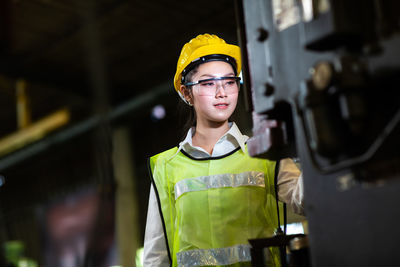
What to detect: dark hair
<box><xmin>178</xmin><ymin>66</ymin><xmax>199</xmax><ymax>138</ymax></box>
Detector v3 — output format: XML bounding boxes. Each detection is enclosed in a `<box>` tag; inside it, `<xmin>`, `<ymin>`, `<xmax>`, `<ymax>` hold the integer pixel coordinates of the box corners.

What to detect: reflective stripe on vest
<box><xmin>176</xmin><ymin>244</ymin><xmax>252</xmax><ymax>267</ymax></box>
<box><xmin>174</xmin><ymin>171</ymin><xmax>265</xmax><ymax>200</ymax></box>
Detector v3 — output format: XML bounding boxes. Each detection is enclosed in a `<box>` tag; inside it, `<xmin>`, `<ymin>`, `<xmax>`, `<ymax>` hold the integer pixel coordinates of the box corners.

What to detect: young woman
<box><xmin>143</xmin><ymin>34</ymin><xmax>303</xmax><ymax>267</ymax></box>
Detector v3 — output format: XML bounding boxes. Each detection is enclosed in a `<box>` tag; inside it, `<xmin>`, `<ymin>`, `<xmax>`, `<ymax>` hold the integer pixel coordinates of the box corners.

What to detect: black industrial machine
<box><xmin>236</xmin><ymin>0</ymin><xmax>400</xmax><ymax>266</ymax></box>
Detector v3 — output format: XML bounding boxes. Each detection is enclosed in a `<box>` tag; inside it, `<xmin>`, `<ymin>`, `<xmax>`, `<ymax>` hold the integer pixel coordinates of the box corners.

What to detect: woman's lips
<box><xmin>214</xmin><ymin>103</ymin><xmax>229</xmax><ymax>109</ymax></box>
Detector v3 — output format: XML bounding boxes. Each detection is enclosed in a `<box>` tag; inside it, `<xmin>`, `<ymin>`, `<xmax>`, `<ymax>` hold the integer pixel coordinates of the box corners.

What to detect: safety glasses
<box><xmin>184</xmin><ymin>76</ymin><xmax>241</xmax><ymax>96</ymax></box>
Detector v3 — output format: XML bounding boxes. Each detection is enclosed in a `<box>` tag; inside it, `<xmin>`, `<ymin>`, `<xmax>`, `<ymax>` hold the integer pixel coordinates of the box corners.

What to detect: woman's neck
<box><xmin>192</xmin><ymin>120</ymin><xmax>230</xmax><ymax>155</ymax></box>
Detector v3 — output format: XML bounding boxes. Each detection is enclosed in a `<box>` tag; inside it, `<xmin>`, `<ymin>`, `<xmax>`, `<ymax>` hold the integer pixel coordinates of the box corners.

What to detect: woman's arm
<box><xmin>143</xmin><ymin>185</ymin><xmax>170</xmax><ymax>267</ymax></box>
<box><xmin>277</xmin><ymin>158</ymin><xmax>304</xmax><ymax>215</ymax></box>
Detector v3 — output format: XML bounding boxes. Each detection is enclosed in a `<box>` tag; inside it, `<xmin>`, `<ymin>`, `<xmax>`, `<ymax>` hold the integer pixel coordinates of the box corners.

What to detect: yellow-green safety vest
<box><xmin>149</xmin><ymin>145</ymin><xmax>283</xmax><ymax>267</ymax></box>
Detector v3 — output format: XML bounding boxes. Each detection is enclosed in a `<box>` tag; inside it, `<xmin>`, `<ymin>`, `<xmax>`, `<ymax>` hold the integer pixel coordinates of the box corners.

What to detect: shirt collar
<box><xmin>177</xmin><ymin>122</ymin><xmax>248</xmax><ymax>158</ymax></box>
<box><xmin>226</xmin><ymin>122</ymin><xmax>248</xmax><ymax>153</ymax></box>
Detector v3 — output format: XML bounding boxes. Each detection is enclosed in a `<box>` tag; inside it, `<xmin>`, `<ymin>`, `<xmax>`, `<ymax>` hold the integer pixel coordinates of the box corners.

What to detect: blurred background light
<box><xmin>151</xmin><ymin>104</ymin><xmax>166</xmax><ymax>121</ymax></box>
<box><xmin>0</xmin><ymin>175</ymin><xmax>5</xmax><ymax>187</ymax></box>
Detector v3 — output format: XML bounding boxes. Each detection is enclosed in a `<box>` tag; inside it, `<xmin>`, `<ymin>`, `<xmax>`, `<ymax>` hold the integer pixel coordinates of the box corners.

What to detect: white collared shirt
<box><xmin>143</xmin><ymin>122</ymin><xmax>304</xmax><ymax>267</ymax></box>
<box><xmin>179</xmin><ymin>122</ymin><xmax>248</xmax><ymax>158</ymax></box>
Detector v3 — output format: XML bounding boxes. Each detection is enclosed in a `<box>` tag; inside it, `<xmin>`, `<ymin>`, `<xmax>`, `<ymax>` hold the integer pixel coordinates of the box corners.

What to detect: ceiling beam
<box><xmin>0</xmin><ymin>80</ymin><xmax>171</xmax><ymax>171</ymax></box>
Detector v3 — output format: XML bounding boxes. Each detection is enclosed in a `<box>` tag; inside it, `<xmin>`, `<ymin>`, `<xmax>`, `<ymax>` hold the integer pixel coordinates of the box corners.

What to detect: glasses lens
<box><xmin>196</xmin><ymin>77</ymin><xmax>239</xmax><ymax>96</ymax></box>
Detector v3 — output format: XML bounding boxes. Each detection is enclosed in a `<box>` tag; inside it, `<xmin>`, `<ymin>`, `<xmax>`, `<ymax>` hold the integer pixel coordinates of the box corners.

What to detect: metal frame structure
<box><xmin>236</xmin><ymin>0</ymin><xmax>400</xmax><ymax>266</ymax></box>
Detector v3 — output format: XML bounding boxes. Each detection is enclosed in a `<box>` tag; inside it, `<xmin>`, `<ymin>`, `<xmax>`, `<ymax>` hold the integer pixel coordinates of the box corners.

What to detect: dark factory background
<box><xmin>0</xmin><ymin>0</ymin><xmax>262</xmax><ymax>266</ymax></box>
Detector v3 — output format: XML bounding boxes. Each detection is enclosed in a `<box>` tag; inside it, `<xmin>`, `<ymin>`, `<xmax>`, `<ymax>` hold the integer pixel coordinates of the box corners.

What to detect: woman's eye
<box><xmin>201</xmin><ymin>82</ymin><xmax>215</xmax><ymax>87</ymax></box>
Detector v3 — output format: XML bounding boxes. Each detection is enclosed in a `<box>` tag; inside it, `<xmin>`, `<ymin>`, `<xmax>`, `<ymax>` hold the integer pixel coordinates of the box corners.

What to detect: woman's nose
<box><xmin>215</xmin><ymin>82</ymin><xmax>227</xmax><ymax>97</ymax></box>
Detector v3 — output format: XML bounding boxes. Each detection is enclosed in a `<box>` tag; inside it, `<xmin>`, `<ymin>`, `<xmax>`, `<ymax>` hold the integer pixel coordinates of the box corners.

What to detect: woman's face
<box><xmin>186</xmin><ymin>61</ymin><xmax>239</xmax><ymax>126</ymax></box>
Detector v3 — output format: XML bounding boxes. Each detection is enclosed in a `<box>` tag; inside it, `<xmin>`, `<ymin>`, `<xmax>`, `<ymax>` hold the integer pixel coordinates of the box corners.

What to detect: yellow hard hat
<box><xmin>173</xmin><ymin>34</ymin><xmax>242</xmax><ymax>97</ymax></box>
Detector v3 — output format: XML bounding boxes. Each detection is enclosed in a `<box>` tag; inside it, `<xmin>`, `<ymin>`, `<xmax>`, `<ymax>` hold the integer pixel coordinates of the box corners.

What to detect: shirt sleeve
<box><xmin>143</xmin><ymin>185</ymin><xmax>170</xmax><ymax>267</ymax></box>
<box><xmin>277</xmin><ymin>158</ymin><xmax>304</xmax><ymax>215</ymax></box>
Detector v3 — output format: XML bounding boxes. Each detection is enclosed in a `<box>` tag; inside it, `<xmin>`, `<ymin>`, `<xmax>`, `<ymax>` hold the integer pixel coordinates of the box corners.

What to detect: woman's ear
<box><xmin>180</xmin><ymin>85</ymin><xmax>193</xmax><ymax>105</ymax></box>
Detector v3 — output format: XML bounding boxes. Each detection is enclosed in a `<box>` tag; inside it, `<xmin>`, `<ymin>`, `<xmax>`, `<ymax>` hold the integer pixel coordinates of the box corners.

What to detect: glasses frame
<box><xmin>183</xmin><ymin>76</ymin><xmax>241</xmax><ymax>87</ymax></box>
